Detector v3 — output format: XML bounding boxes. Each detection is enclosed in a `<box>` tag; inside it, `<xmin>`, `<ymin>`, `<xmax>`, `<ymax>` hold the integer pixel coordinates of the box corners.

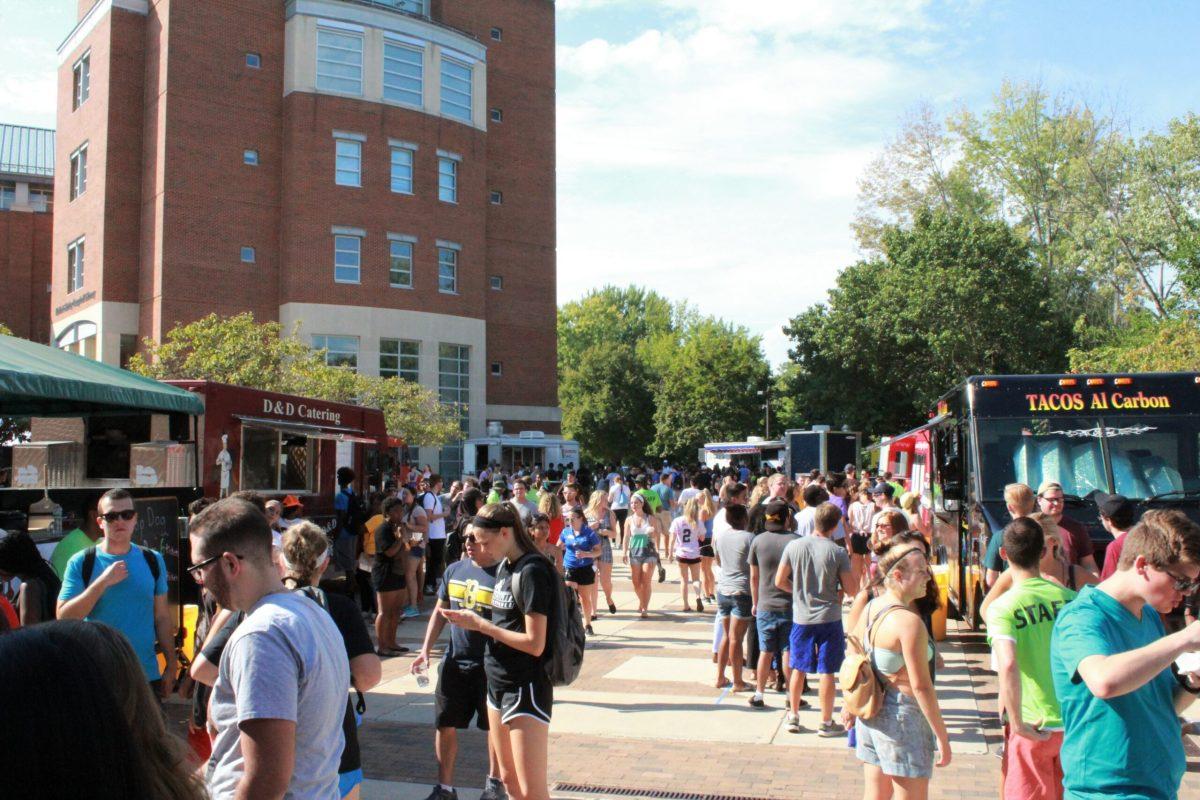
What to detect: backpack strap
<box><xmin>82</xmin><ymin>545</ymin><xmax>159</xmax><ymax>586</ymax></box>
<box><xmin>864</xmin><ymin>601</ymin><xmax>907</xmax><ymax>652</ymax></box>
<box><xmin>141</xmin><ymin>546</ymin><xmax>160</xmax><ymax>582</ymax></box>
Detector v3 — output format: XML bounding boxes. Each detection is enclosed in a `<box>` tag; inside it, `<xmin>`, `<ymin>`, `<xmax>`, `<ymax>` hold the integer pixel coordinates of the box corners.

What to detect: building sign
<box><xmin>261</xmin><ymin>398</ymin><xmax>344</xmax><ymax>427</ymax></box>
<box><xmin>55</xmin><ymin>290</ymin><xmax>96</xmax><ymax>316</ymax></box>
<box><xmin>1023</xmin><ymin>391</ymin><xmax>1172</xmax><ymax>413</ymax></box>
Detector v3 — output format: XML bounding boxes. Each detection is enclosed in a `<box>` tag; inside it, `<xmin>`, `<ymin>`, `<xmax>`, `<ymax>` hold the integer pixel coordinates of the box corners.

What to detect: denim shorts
<box><xmin>855</xmin><ymin>688</ymin><xmax>936</xmax><ymax>779</ymax></box>
<box><xmin>716</xmin><ymin>591</ymin><xmax>752</xmax><ymax>619</ymax></box>
<box><xmin>789</xmin><ymin>619</ymin><xmax>846</xmax><ymax>674</ymax></box>
<box><xmin>756</xmin><ymin>610</ymin><xmax>792</xmax><ymax>652</ymax></box>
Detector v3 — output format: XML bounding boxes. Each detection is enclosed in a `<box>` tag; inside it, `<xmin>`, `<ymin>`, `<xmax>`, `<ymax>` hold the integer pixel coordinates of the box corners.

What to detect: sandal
<box><xmin>375</xmin><ymin>646</ymin><xmax>409</xmax><ymax>657</ymax></box>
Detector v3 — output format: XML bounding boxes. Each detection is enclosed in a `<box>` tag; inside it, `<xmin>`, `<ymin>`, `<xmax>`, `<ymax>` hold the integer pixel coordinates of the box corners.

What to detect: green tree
<box><xmin>1068</xmin><ymin>312</ymin><xmax>1200</xmax><ymax>373</ymax></box>
<box><xmin>784</xmin><ymin>211</ymin><xmax>1072</xmax><ymax>436</ymax></box>
<box><xmin>129</xmin><ymin>313</ymin><xmax>460</xmax><ymax>446</ymax></box>
<box><xmin>0</xmin><ymin>323</ymin><xmax>12</xmax><ymax>336</ymax></box>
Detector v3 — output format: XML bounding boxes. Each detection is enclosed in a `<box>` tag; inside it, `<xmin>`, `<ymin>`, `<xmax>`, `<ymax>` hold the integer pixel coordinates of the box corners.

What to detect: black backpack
<box><xmin>81</xmin><ymin>545</ymin><xmax>160</xmax><ymax>586</ymax></box>
<box><xmin>511</xmin><ymin>553</ymin><xmax>586</xmax><ymax>687</ymax></box>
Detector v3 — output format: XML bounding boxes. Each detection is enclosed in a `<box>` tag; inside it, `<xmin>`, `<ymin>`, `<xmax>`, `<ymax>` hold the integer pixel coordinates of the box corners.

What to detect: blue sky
<box><xmin>4</xmin><ymin>1</ymin><xmax>1199</xmax><ymax>364</ymax></box>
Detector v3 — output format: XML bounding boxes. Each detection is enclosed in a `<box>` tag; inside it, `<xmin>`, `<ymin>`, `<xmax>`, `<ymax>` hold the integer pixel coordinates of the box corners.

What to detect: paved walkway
<box><xmin>356</xmin><ymin>562</ymin><xmax>1200</xmax><ymax>799</ymax></box>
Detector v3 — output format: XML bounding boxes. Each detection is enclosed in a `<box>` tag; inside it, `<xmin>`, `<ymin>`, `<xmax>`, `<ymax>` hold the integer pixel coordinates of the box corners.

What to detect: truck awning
<box><xmin>0</xmin><ymin>333</ymin><xmax>204</xmax><ymax>416</ymax></box>
<box><xmin>863</xmin><ymin>414</ymin><xmax>948</xmax><ymax>453</ymax></box>
<box><xmin>235</xmin><ymin>415</ymin><xmax>379</xmax><ymax>445</ymax></box>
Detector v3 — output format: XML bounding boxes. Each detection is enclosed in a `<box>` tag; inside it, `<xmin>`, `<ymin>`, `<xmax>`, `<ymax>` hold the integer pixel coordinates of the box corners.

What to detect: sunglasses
<box><xmin>1159</xmin><ymin>565</ymin><xmax>1200</xmax><ymax>594</ymax></box>
<box><xmin>187</xmin><ymin>552</ymin><xmax>244</xmax><ymax>581</ymax></box>
<box><xmin>100</xmin><ymin>509</ymin><xmax>137</xmax><ymax>523</ymax></box>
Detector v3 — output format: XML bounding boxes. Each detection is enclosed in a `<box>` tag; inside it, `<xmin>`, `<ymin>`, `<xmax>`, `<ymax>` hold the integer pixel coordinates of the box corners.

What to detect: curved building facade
<box><xmin>53</xmin><ymin>0</ymin><xmax>558</xmax><ymax>476</ymax></box>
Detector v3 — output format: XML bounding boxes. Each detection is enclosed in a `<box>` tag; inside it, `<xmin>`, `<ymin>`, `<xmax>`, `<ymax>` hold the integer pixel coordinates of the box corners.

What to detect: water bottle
<box><xmin>415</xmin><ymin>662</ymin><xmax>429</xmax><ymax>688</ymax></box>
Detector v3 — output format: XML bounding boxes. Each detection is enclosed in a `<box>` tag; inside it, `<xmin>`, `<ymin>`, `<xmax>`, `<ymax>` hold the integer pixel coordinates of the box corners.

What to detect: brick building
<box><xmin>53</xmin><ymin>0</ymin><xmax>558</xmax><ymax>476</ymax></box>
<box><xmin>0</xmin><ymin>124</ymin><xmax>54</xmax><ymax>344</ymax></box>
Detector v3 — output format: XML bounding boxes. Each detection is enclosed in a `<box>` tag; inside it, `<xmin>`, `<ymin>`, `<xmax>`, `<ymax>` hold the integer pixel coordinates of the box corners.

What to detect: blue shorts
<box><xmin>756</xmin><ymin>610</ymin><xmax>792</xmax><ymax>652</ymax></box>
<box><xmin>855</xmin><ymin>688</ymin><xmax>935</xmax><ymax>778</ymax></box>
<box><xmin>339</xmin><ymin>768</ymin><xmax>363</xmax><ymax>797</ymax></box>
<box><xmin>716</xmin><ymin>592</ymin><xmax>752</xmax><ymax>619</ymax></box>
<box><xmin>789</xmin><ymin>620</ymin><xmax>845</xmax><ymax>674</ymax></box>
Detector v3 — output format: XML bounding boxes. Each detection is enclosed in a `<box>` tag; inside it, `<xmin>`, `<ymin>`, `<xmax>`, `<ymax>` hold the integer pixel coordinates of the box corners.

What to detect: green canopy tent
<box><xmin>0</xmin><ymin>333</ymin><xmax>203</xmax><ymax>417</ymax></box>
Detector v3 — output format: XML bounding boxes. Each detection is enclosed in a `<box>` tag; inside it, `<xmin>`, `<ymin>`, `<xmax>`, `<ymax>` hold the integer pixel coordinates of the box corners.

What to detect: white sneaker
<box><xmin>786</xmin><ymin>712</ymin><xmax>801</xmax><ymax>733</ymax></box>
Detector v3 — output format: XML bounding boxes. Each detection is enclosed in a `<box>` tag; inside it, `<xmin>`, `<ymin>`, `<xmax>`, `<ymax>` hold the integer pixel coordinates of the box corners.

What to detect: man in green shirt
<box><xmin>1051</xmin><ymin>509</ymin><xmax>1200</xmax><ymax>800</ymax></box>
<box><xmin>49</xmin><ymin>500</ymin><xmax>100</xmax><ymax>579</ymax></box>
<box><xmin>987</xmin><ymin>517</ymin><xmax>1076</xmax><ymax>800</ymax></box>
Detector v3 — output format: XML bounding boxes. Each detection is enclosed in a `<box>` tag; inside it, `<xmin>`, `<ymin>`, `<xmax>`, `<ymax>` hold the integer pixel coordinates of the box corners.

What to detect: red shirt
<box><xmin>1101</xmin><ymin>531</ymin><xmax>1127</xmax><ymax>580</ymax></box>
<box><xmin>1058</xmin><ymin>515</ymin><xmax>1094</xmax><ymax>567</ymax></box>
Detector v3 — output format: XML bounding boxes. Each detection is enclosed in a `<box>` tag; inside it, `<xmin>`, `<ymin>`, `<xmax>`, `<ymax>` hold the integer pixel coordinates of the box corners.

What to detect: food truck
<box><xmin>924</xmin><ymin>373</ymin><xmax>1200</xmax><ymax>628</ymax></box>
<box><xmin>702</xmin><ymin>437</ymin><xmax>786</xmax><ymax>471</ymax></box>
<box><xmin>863</xmin><ymin>424</ymin><xmax>931</xmax><ymax>497</ymax></box>
<box><xmin>463</xmin><ymin>425</ymin><xmax>579</xmax><ymax>475</ymax></box>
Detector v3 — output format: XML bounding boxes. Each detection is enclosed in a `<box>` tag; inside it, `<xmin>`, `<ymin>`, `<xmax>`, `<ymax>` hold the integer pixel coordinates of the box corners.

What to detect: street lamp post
<box><xmin>758</xmin><ymin>390</ymin><xmax>770</xmax><ymax>439</ymax></box>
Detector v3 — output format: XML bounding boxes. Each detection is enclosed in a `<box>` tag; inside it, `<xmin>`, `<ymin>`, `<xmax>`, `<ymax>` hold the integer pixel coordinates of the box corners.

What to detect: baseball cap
<box><xmin>870</xmin><ymin>482</ymin><xmax>894</xmax><ymax>498</ymax></box>
<box><xmin>763</xmin><ymin>499</ymin><xmax>791</xmax><ymax>532</ymax></box>
<box><xmin>844</xmin><ymin>463</ymin><xmax>856</xmax><ymax>472</ymax></box>
<box><xmin>492</xmin><ymin>478</ymin><xmax>506</xmax><ymax>489</ymax></box>
<box><xmin>1095</xmin><ymin>492</ymin><xmax>1135</xmax><ymax>527</ymax></box>
<box><xmin>281</xmin><ymin>494</ymin><xmax>303</xmax><ymax>509</ymax></box>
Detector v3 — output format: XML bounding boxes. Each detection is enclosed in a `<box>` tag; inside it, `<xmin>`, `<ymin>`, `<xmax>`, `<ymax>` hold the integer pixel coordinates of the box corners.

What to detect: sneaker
<box><xmin>658</xmin><ymin>566</ymin><xmax>666</xmax><ymax>583</ymax></box>
<box><xmin>479</xmin><ymin>777</ymin><xmax>508</xmax><ymax>800</ymax></box>
<box><xmin>786</xmin><ymin>712</ymin><xmax>801</xmax><ymax>733</ymax></box>
<box><xmin>817</xmin><ymin>720</ymin><xmax>845</xmax><ymax>738</ymax></box>
<box><xmin>403</xmin><ymin>606</ymin><xmax>420</xmax><ymax>619</ymax></box>
<box><xmin>694</xmin><ymin>597</ymin><xmax>704</xmax><ymax>612</ymax></box>
<box><xmin>422</xmin><ymin>787</ymin><xmax>458</xmax><ymax>800</ymax></box>
<box><xmin>748</xmin><ymin>694</ymin><xmax>765</xmax><ymax>708</ymax></box>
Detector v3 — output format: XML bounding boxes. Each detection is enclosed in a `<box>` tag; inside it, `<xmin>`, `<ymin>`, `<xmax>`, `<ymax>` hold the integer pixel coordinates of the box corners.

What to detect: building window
<box><xmin>490</xmin><ymin>108</ymin><xmax>503</xmax><ymax>123</ymax></box>
<box><xmin>0</xmin><ymin>181</ymin><xmax>14</xmax><ymax>211</ymax></box>
<box><xmin>316</xmin><ymin>28</ymin><xmax>364</xmax><ymax>95</ymax></box>
<box><xmin>438</xmin><ymin>246</ymin><xmax>458</xmax><ymax>294</ymax></box>
<box><xmin>389</xmin><ymin>239</ymin><xmax>413</xmax><ymax>287</ymax></box>
<box><xmin>56</xmin><ymin>321</ymin><xmax>97</xmax><ymax>359</ymax></box>
<box><xmin>440</xmin><ymin>56</ymin><xmax>473</xmax><ymax>123</ymax></box>
<box><xmin>312</xmin><ymin>334</ymin><xmax>359</xmax><ymax>370</ymax></box>
<box><xmin>382</xmin><ymin>41</ymin><xmax>423</xmax><ymax>107</ymax></box>
<box><xmin>67</xmin><ymin>237</ymin><xmax>85</xmax><ymax>293</ymax></box>
<box><xmin>335</xmin><ymin>138</ymin><xmax>361</xmax><ymax>187</ymax></box>
<box><xmin>438</xmin><ymin>343</ymin><xmax>470</xmax><ymax>479</ymax></box>
<box><xmin>243</xmin><ymin>149</ymin><xmax>259</xmax><ymax>165</ymax></box>
<box><xmin>119</xmin><ymin>334</ymin><xmax>138</xmax><ymax>369</ymax></box>
<box><xmin>72</xmin><ymin>53</ymin><xmax>90</xmax><ymax>110</ymax></box>
<box><xmin>334</xmin><ymin>234</ymin><xmax>361</xmax><ymax>283</ymax></box>
<box><xmin>29</xmin><ymin>186</ymin><xmax>52</xmax><ymax>213</ymax></box>
<box><xmin>380</xmin><ymin>338</ymin><xmax>419</xmax><ymax>381</ymax></box>
<box><xmin>393</xmin><ymin>0</ymin><xmax>427</xmax><ymax>14</ymax></box>
<box><xmin>240</xmin><ymin>247</ymin><xmax>256</xmax><ymax>263</ymax></box>
<box><xmin>438</xmin><ymin>156</ymin><xmax>458</xmax><ymax>203</ymax></box>
<box><xmin>246</xmin><ymin>52</ymin><xmax>261</xmax><ymax>69</ymax></box>
<box><xmin>489</xmin><ymin>275</ymin><xmax>503</xmax><ymax>291</ymax></box>
<box><xmin>490</xmin><ymin>190</ymin><xmax>503</xmax><ymax>205</ymax></box>
<box><xmin>491</xmin><ymin>27</ymin><xmax>503</xmax><ymax>41</ymax></box>
<box><xmin>390</xmin><ymin>146</ymin><xmax>414</xmax><ymax>194</ymax></box>
<box><xmin>491</xmin><ymin>361</ymin><xmax>502</xmax><ymax>376</ymax></box>
<box><xmin>240</xmin><ymin>425</ymin><xmax>319</xmax><ymax>492</ymax></box>
<box><xmin>70</xmin><ymin>145</ymin><xmax>88</xmax><ymax>200</ymax></box>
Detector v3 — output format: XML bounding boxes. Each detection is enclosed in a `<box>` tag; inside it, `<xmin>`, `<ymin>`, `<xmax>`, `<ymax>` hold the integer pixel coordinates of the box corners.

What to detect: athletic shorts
<box><xmin>716</xmin><ymin>592</ymin><xmax>752</xmax><ymax>619</ymax></box>
<box><xmin>408</xmin><ymin>547</ymin><xmax>425</xmax><ymax>559</ymax></box>
<box><xmin>628</xmin><ymin>547</ymin><xmax>659</xmax><ymax>567</ymax></box>
<box><xmin>789</xmin><ymin>619</ymin><xmax>846</xmax><ymax>674</ymax></box>
<box><xmin>487</xmin><ymin>679</ymin><xmax>553</xmax><ymax>725</ymax></box>
<box><xmin>849</xmin><ymin>534</ymin><xmax>871</xmax><ymax>556</ymax></box>
<box><xmin>855</xmin><ymin>688</ymin><xmax>935</xmax><ymax>779</ymax></box>
<box><xmin>756</xmin><ymin>610</ymin><xmax>792</xmax><ymax>652</ymax></box>
<box><xmin>338</xmin><ymin>769</ymin><xmax>364</xmax><ymax>798</ymax></box>
<box><xmin>676</xmin><ymin>556</ymin><xmax>701</xmax><ymax>565</ymax></box>
<box><xmin>565</xmin><ymin>565</ymin><xmax>596</xmax><ymax>586</ymax></box>
<box><xmin>1002</xmin><ymin>725</ymin><xmax>1063</xmax><ymax>800</ymax></box>
<box><xmin>435</xmin><ymin>659</ymin><xmax>489</xmax><ymax>730</ymax></box>
<box><xmin>371</xmin><ymin>569</ymin><xmax>405</xmax><ymax>593</ymax></box>
<box><xmin>699</xmin><ymin>543</ymin><xmax>715</xmax><ymax>558</ymax></box>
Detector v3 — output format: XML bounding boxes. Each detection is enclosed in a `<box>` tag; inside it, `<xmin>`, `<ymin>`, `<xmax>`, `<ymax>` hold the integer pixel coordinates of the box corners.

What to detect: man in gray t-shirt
<box><xmin>775</xmin><ymin>502</ymin><xmax>855</xmax><ymax>736</ymax></box>
<box><xmin>190</xmin><ymin>498</ymin><xmax>350</xmax><ymax>800</ymax></box>
<box><xmin>747</xmin><ymin>498</ymin><xmax>799</xmax><ymax>706</ymax></box>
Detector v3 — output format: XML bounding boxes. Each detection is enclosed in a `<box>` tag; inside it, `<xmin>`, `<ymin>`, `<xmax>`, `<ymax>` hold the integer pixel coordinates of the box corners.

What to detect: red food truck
<box><xmin>166</xmin><ymin>381</ymin><xmax>388</xmax><ymax>526</ymax></box>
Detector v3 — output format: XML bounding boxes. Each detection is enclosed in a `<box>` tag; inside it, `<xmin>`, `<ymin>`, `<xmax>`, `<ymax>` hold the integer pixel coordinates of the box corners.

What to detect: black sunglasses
<box><xmin>187</xmin><ymin>552</ymin><xmax>244</xmax><ymax>579</ymax></box>
<box><xmin>100</xmin><ymin>509</ymin><xmax>137</xmax><ymax>523</ymax></box>
<box><xmin>1160</xmin><ymin>565</ymin><xmax>1200</xmax><ymax>594</ymax></box>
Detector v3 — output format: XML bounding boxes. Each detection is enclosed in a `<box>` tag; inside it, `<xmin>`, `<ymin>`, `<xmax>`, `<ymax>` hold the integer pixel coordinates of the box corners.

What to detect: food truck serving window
<box><xmin>241</xmin><ymin>425</ymin><xmax>318</xmax><ymax>493</ymax></box>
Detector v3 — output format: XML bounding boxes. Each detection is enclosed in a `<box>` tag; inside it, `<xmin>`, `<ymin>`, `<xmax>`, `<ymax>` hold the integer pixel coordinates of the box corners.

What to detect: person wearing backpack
<box><xmin>58</xmin><ymin>489</ymin><xmax>175</xmax><ymax>700</ymax></box>
<box><xmin>848</xmin><ymin>541</ymin><xmax>951</xmax><ymax>796</ymax></box>
<box><xmin>334</xmin><ymin>467</ymin><xmax>367</xmax><ymax>582</ymax></box>
<box><xmin>440</xmin><ymin>503</ymin><xmax>558</xmax><ymax>800</ymax></box>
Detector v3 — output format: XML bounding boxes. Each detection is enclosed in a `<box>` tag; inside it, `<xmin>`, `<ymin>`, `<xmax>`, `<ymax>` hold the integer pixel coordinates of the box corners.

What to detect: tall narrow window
<box><xmin>389</xmin><ymin>239</ymin><xmax>413</xmax><ymax>287</ymax></box>
<box><xmin>334</xmin><ymin>234</ymin><xmax>361</xmax><ymax>283</ymax></box>
<box><xmin>312</xmin><ymin>335</ymin><xmax>359</xmax><ymax>370</ymax></box>
<box><xmin>440</xmin><ymin>56</ymin><xmax>473</xmax><ymax>122</ymax></box>
<box><xmin>438</xmin><ymin>343</ymin><xmax>470</xmax><ymax>478</ymax></box>
<box><xmin>72</xmin><ymin>53</ymin><xmax>90</xmax><ymax>109</ymax></box>
<box><xmin>0</xmin><ymin>181</ymin><xmax>15</xmax><ymax>211</ymax></box>
<box><xmin>438</xmin><ymin>156</ymin><xmax>458</xmax><ymax>203</ymax></box>
<box><xmin>69</xmin><ymin>145</ymin><xmax>88</xmax><ymax>200</ymax></box>
<box><xmin>335</xmin><ymin>139</ymin><xmax>361</xmax><ymax>187</ymax></box>
<box><xmin>382</xmin><ymin>41</ymin><xmax>423</xmax><ymax>107</ymax></box>
<box><xmin>316</xmin><ymin>29</ymin><xmax>363</xmax><ymax>95</ymax></box>
<box><xmin>67</xmin><ymin>237</ymin><xmax>85</xmax><ymax>293</ymax></box>
<box><xmin>390</xmin><ymin>146</ymin><xmax>414</xmax><ymax>194</ymax></box>
<box><xmin>438</xmin><ymin>246</ymin><xmax>458</xmax><ymax>294</ymax></box>
<box><xmin>380</xmin><ymin>338</ymin><xmax>419</xmax><ymax>381</ymax></box>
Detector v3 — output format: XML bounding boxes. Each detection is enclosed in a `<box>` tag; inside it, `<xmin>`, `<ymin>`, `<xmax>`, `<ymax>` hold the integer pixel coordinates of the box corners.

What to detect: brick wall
<box><xmin>0</xmin><ymin>210</ymin><xmax>53</xmax><ymax>342</ymax></box>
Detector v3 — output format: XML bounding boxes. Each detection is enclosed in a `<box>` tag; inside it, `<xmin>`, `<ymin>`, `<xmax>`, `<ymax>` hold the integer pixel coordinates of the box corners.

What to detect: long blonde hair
<box><xmin>748</xmin><ymin>477</ymin><xmax>769</xmax><ymax>508</ymax></box>
<box><xmin>584</xmin><ymin>490</ymin><xmax>607</xmax><ymax>521</ymax></box>
<box><xmin>538</xmin><ymin>491</ymin><xmax>561</xmax><ymax>518</ymax></box>
<box><xmin>682</xmin><ymin>496</ymin><xmax>702</xmax><ymax>526</ymax></box>
<box><xmin>280</xmin><ymin>521</ymin><xmax>330</xmax><ymax>587</ymax></box>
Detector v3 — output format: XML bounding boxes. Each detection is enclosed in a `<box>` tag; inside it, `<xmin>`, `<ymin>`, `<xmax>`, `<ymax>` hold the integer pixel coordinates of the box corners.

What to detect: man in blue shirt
<box><xmin>58</xmin><ymin>488</ymin><xmax>174</xmax><ymax>697</ymax></box>
<box><xmin>1050</xmin><ymin>509</ymin><xmax>1200</xmax><ymax>800</ymax></box>
<box><xmin>333</xmin><ymin>466</ymin><xmax>362</xmax><ymax>579</ymax></box>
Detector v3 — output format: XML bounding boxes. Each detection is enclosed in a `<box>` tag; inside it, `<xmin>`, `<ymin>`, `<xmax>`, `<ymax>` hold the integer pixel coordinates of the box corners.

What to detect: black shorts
<box><xmin>371</xmin><ymin>568</ymin><xmax>406</xmax><ymax>593</ymax></box>
<box><xmin>699</xmin><ymin>544</ymin><xmax>715</xmax><ymax>558</ymax></box>
<box><xmin>565</xmin><ymin>565</ymin><xmax>595</xmax><ymax>586</ymax></box>
<box><xmin>677</xmin><ymin>556</ymin><xmax>701</xmax><ymax>565</ymax></box>
<box><xmin>849</xmin><ymin>534</ymin><xmax>870</xmax><ymax>556</ymax></box>
<box><xmin>435</xmin><ymin>659</ymin><xmax>489</xmax><ymax>730</ymax></box>
<box><xmin>486</xmin><ymin>678</ymin><xmax>553</xmax><ymax>725</ymax></box>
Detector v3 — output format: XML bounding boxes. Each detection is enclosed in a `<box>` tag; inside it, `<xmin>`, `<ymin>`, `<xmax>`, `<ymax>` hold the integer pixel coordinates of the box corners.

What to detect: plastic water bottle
<box><xmin>415</xmin><ymin>662</ymin><xmax>429</xmax><ymax>688</ymax></box>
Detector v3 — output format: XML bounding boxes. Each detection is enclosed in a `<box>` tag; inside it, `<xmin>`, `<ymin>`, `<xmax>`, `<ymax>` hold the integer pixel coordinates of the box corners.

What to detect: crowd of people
<box><xmin>2</xmin><ymin>460</ymin><xmax>1200</xmax><ymax>800</ymax></box>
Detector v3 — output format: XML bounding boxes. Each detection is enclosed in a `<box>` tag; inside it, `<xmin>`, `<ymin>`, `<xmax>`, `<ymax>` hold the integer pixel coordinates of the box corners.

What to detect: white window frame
<box><xmin>382</xmin><ymin>39</ymin><xmax>424</xmax><ymax>108</ymax></box>
<box><xmin>440</xmin><ymin>55</ymin><xmax>473</xmax><ymax>123</ymax></box>
<box><xmin>438</xmin><ymin>155</ymin><xmax>458</xmax><ymax>204</ymax></box>
<box><xmin>240</xmin><ymin>246</ymin><xmax>256</xmax><ymax>263</ymax></box>
<box><xmin>243</xmin><ymin>149</ymin><xmax>259</xmax><ymax>165</ymax></box>
<box><xmin>246</xmin><ymin>52</ymin><xmax>261</xmax><ymax>69</ymax></box>
<box><xmin>390</xmin><ymin>143</ymin><xmax>415</xmax><ymax>194</ymax></box>
<box><xmin>333</xmin><ymin>232</ymin><xmax>362</xmax><ymax>284</ymax></box>
<box><xmin>380</xmin><ymin>338</ymin><xmax>420</xmax><ymax>382</ymax></box>
<box><xmin>491</xmin><ymin>361</ymin><xmax>503</xmax><ymax>376</ymax></box>
<box><xmin>334</xmin><ymin>137</ymin><xmax>362</xmax><ymax>187</ymax></box>
<box><xmin>312</xmin><ymin>334</ymin><xmax>360</xmax><ymax>371</ymax></box>
<box><xmin>490</xmin><ymin>275</ymin><xmax>503</xmax><ymax>291</ymax></box>
<box><xmin>72</xmin><ymin>52</ymin><xmax>90</xmax><ymax>110</ymax></box>
<box><xmin>490</xmin><ymin>27</ymin><xmax>503</xmax><ymax>42</ymax></box>
<box><xmin>388</xmin><ymin>236</ymin><xmax>414</xmax><ymax>288</ymax></box>
<box><xmin>69</xmin><ymin>144</ymin><xmax>88</xmax><ymax>200</ymax></box>
<box><xmin>490</xmin><ymin>190</ymin><xmax>503</xmax><ymax>205</ymax></box>
<box><xmin>0</xmin><ymin>181</ymin><xmax>14</xmax><ymax>211</ymax></box>
<box><xmin>437</xmin><ymin>242</ymin><xmax>459</xmax><ymax>294</ymax></box>
<box><xmin>316</xmin><ymin>28</ymin><xmax>364</xmax><ymax>95</ymax></box>
<box><xmin>67</xmin><ymin>236</ymin><xmax>85</xmax><ymax>293</ymax></box>
<box><xmin>490</xmin><ymin>108</ymin><xmax>503</xmax><ymax>123</ymax></box>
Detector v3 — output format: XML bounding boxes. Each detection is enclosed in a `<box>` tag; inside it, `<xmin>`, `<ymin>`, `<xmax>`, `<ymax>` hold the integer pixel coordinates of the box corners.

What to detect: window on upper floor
<box><xmin>67</xmin><ymin>237</ymin><xmax>85</xmax><ymax>293</ymax></box>
<box><xmin>380</xmin><ymin>338</ymin><xmax>419</xmax><ymax>381</ymax></box>
<box><xmin>491</xmin><ymin>361</ymin><xmax>503</xmax><ymax>377</ymax></box>
<box><xmin>383</xmin><ymin>40</ymin><xmax>423</xmax><ymax>107</ymax></box>
<box><xmin>246</xmin><ymin>52</ymin><xmax>261</xmax><ymax>69</ymax></box>
<box><xmin>316</xmin><ymin>28</ymin><xmax>364</xmax><ymax>95</ymax></box>
<box><xmin>334</xmin><ymin>234</ymin><xmax>361</xmax><ymax>283</ymax></box>
<box><xmin>489</xmin><ymin>275</ymin><xmax>503</xmax><ymax>291</ymax></box>
<box><xmin>490</xmin><ymin>190</ymin><xmax>503</xmax><ymax>205</ymax></box>
<box><xmin>72</xmin><ymin>53</ymin><xmax>90</xmax><ymax>110</ymax></box>
<box><xmin>437</xmin><ymin>245</ymin><xmax>458</xmax><ymax>294</ymax></box>
<box><xmin>335</xmin><ymin>138</ymin><xmax>362</xmax><ymax>187</ymax></box>
<box><xmin>70</xmin><ymin>145</ymin><xmax>88</xmax><ymax>200</ymax></box>
<box><xmin>0</xmin><ymin>182</ymin><xmax>14</xmax><ymax>211</ymax></box>
<box><xmin>387</xmin><ymin>0</ymin><xmax>427</xmax><ymax>15</ymax></box>
<box><xmin>312</xmin><ymin>334</ymin><xmax>359</xmax><ymax>370</ymax></box>
<box><xmin>389</xmin><ymin>238</ymin><xmax>413</xmax><ymax>288</ymax></box>
<box><xmin>390</xmin><ymin>145</ymin><xmax>414</xmax><ymax>194</ymax></box>
<box><xmin>491</xmin><ymin>27</ymin><xmax>503</xmax><ymax>42</ymax></box>
<box><xmin>243</xmin><ymin>149</ymin><xmax>259</xmax><ymax>166</ymax></box>
<box><xmin>440</xmin><ymin>56</ymin><xmax>473</xmax><ymax>123</ymax></box>
<box><xmin>490</xmin><ymin>108</ymin><xmax>503</xmax><ymax>123</ymax></box>
<box><xmin>29</xmin><ymin>186</ymin><xmax>52</xmax><ymax>213</ymax></box>
<box><xmin>240</xmin><ymin>247</ymin><xmax>256</xmax><ymax>263</ymax></box>
<box><xmin>438</xmin><ymin>156</ymin><xmax>458</xmax><ymax>203</ymax></box>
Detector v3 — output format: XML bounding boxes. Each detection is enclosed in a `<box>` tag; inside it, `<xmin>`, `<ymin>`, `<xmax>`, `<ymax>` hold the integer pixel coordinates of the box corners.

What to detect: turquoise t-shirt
<box><xmin>59</xmin><ymin>545</ymin><xmax>168</xmax><ymax>679</ymax></box>
<box><xmin>1050</xmin><ymin>585</ymin><xmax>1184</xmax><ymax>800</ymax></box>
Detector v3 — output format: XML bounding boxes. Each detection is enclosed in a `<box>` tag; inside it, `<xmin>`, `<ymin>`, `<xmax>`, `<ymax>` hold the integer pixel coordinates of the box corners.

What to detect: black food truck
<box><xmin>925</xmin><ymin>373</ymin><xmax>1200</xmax><ymax>629</ymax></box>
